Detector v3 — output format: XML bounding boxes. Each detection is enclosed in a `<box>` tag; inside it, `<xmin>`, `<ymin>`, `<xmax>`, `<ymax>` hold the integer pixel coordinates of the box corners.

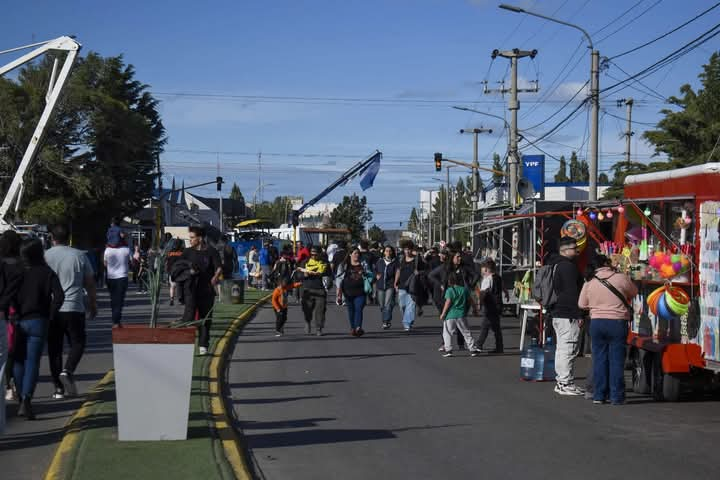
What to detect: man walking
<box><xmin>45</xmin><ymin>224</ymin><xmax>97</xmax><ymax>398</ymax></box>
<box><xmin>475</xmin><ymin>259</ymin><xmax>504</xmax><ymax>354</ymax></box>
<box><xmin>181</xmin><ymin>226</ymin><xmax>222</xmax><ymax>355</ymax></box>
<box><xmin>547</xmin><ymin>236</ymin><xmax>585</xmax><ymax>396</ymax></box>
<box><xmin>298</xmin><ymin>245</ymin><xmax>328</xmax><ymax>336</ymax></box>
<box><xmin>258</xmin><ymin>242</ymin><xmax>272</xmax><ymax>290</ymax></box>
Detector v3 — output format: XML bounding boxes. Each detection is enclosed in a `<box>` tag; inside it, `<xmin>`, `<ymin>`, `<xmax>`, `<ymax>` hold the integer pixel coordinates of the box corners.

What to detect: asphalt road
<box><xmin>229</xmin><ymin>295</ymin><xmax>720</xmax><ymax>480</ymax></box>
<box><xmin>0</xmin><ymin>284</ymin><xmax>185</xmax><ymax>480</ymax></box>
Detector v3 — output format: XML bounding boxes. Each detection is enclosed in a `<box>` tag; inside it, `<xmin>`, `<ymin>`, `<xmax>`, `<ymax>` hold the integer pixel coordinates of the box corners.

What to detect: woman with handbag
<box><xmin>341</xmin><ymin>249</ymin><xmax>370</xmax><ymax>336</ymax></box>
<box><xmin>578</xmin><ymin>255</ymin><xmax>637</xmax><ymax>405</ymax></box>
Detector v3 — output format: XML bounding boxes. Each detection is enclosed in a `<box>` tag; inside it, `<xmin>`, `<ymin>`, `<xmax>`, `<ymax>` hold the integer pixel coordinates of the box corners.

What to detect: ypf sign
<box><xmin>522</xmin><ymin>154</ymin><xmax>545</xmax><ymax>199</ymax></box>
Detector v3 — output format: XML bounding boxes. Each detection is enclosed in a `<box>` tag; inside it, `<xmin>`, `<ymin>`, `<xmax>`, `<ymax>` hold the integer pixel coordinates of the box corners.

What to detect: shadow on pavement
<box><xmin>233</xmin><ymin>352</ymin><xmax>415</xmax><ymax>363</ymax></box>
<box><xmin>228</xmin><ymin>380</ymin><xmax>347</xmax><ymax>389</ymax></box>
<box><xmin>244</xmin><ymin>428</ymin><xmax>396</xmax><ymax>448</ymax></box>
<box><xmin>240</xmin><ymin>417</ymin><xmax>336</xmax><ymax>430</ymax></box>
<box><xmin>0</xmin><ymin>428</ymin><xmax>66</xmax><ymax>451</ymax></box>
<box><xmin>233</xmin><ymin>395</ymin><xmax>330</xmax><ymax>405</ymax></box>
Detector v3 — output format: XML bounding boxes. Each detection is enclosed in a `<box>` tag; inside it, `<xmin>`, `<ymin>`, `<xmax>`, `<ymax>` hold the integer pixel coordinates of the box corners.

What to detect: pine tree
<box><xmin>554</xmin><ymin>155</ymin><xmax>570</xmax><ymax>182</ymax></box>
<box><xmin>579</xmin><ymin>159</ymin><xmax>590</xmax><ymax>182</ymax></box>
<box><xmin>492</xmin><ymin>153</ymin><xmax>504</xmax><ymax>185</ymax></box>
<box><xmin>599</xmin><ymin>172</ymin><xmax>609</xmax><ymax>184</ymax></box>
<box><xmin>569</xmin><ymin>151</ymin><xmax>580</xmax><ymax>182</ymax></box>
<box><xmin>408</xmin><ymin>207</ymin><xmax>419</xmax><ymax>233</ymax></box>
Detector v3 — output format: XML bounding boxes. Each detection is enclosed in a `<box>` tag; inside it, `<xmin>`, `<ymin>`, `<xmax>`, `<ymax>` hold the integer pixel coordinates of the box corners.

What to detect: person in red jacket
<box><xmin>296</xmin><ymin>242</ymin><xmax>310</xmax><ymax>264</ymax></box>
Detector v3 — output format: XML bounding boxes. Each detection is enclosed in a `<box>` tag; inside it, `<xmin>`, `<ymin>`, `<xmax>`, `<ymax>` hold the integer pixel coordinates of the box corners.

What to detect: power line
<box><xmin>592</xmin><ymin>0</ymin><xmax>646</xmax><ymax>37</ymax></box>
<box><xmin>596</xmin><ymin>0</ymin><xmax>664</xmax><ymax>45</ymax></box>
<box><xmin>601</xmin><ymin>22</ymin><xmax>720</xmax><ymax>94</ymax></box>
<box><xmin>609</xmin><ymin>1</ymin><xmax>720</xmax><ymax>60</ymax></box>
<box><xmin>522</xmin><ymin>81</ymin><xmax>588</xmax><ymax>132</ymax></box>
<box><xmin>605</xmin><ymin>65</ymin><xmax>667</xmax><ymax>102</ymax></box>
<box><xmin>602</xmin><ymin>110</ymin><xmax>658</xmax><ymax>127</ymax></box>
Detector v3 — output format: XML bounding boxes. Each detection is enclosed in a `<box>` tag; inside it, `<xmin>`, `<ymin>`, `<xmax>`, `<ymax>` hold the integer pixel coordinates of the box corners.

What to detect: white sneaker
<box><xmin>554</xmin><ymin>383</ymin><xmax>584</xmax><ymax>396</ymax></box>
<box><xmin>5</xmin><ymin>388</ymin><xmax>16</xmax><ymax>401</ymax></box>
<box><xmin>60</xmin><ymin>371</ymin><xmax>78</xmax><ymax>397</ymax></box>
<box><xmin>198</xmin><ymin>346</ymin><xmax>208</xmax><ymax>355</ymax></box>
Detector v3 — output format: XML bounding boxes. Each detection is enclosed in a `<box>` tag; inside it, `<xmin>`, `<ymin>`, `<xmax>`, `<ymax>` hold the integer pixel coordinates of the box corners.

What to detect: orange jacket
<box><xmin>271</xmin><ymin>282</ymin><xmax>302</xmax><ymax>311</ymax></box>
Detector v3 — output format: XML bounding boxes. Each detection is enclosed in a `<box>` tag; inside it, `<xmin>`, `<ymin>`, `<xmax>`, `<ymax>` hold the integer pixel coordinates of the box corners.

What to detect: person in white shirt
<box><xmin>104</xmin><ymin>242</ymin><xmax>132</xmax><ymax>326</ymax></box>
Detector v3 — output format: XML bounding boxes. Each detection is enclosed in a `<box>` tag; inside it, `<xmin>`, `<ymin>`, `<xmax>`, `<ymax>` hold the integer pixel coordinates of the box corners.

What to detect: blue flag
<box><xmin>360</xmin><ymin>156</ymin><xmax>381</xmax><ymax>191</ymax></box>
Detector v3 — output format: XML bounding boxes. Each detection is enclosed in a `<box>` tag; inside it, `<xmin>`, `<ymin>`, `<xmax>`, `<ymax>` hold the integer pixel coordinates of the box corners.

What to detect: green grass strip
<box><xmin>65</xmin><ymin>289</ymin><xmax>264</xmax><ymax>480</ymax></box>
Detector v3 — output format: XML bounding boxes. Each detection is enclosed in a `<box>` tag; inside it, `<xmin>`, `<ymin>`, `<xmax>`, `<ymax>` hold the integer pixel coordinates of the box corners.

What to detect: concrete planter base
<box><xmin>112</xmin><ymin>326</ymin><xmax>196</xmax><ymax>441</ymax></box>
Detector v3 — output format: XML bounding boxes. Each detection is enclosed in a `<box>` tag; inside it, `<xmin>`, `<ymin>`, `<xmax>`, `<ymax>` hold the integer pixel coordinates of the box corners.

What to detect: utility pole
<box><xmin>485</xmin><ymin>48</ymin><xmax>538</xmax><ymax>209</ymax></box>
<box><xmin>619</xmin><ymin>98</ymin><xmax>634</xmax><ymax>171</ymax></box>
<box><xmin>589</xmin><ymin>50</ymin><xmax>600</xmax><ymax>201</ymax></box>
<box><xmin>217</xmin><ymin>152</ymin><xmax>223</xmax><ymax>232</ymax></box>
<box><xmin>460</xmin><ymin>127</ymin><xmax>492</xmax><ymax>256</ymax></box>
<box><xmin>446</xmin><ymin>166</ymin><xmax>452</xmax><ymax>243</ymax></box>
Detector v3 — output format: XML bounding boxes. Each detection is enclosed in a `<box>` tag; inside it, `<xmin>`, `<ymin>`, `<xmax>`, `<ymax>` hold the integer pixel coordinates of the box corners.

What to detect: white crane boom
<box><xmin>0</xmin><ymin>36</ymin><xmax>81</xmax><ymax>229</ymax></box>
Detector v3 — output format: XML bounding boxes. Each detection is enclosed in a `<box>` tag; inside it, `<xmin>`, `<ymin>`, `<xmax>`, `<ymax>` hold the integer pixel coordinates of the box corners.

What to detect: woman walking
<box><xmin>13</xmin><ymin>239</ymin><xmax>64</xmax><ymax>419</ymax></box>
<box><xmin>394</xmin><ymin>240</ymin><xmax>425</xmax><ymax>332</ymax></box>
<box><xmin>374</xmin><ymin>246</ymin><xmax>398</xmax><ymax>329</ymax></box>
<box><xmin>341</xmin><ymin>249</ymin><xmax>369</xmax><ymax>336</ymax></box>
<box><xmin>578</xmin><ymin>255</ymin><xmax>637</xmax><ymax>405</ymax></box>
<box><xmin>166</xmin><ymin>239</ymin><xmax>184</xmax><ymax>306</ymax></box>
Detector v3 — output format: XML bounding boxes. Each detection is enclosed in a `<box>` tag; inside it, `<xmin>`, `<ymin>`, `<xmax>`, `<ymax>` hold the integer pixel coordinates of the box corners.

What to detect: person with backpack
<box><xmin>542</xmin><ymin>236</ymin><xmax>585</xmax><ymax>396</ymax></box>
<box><xmin>475</xmin><ymin>259</ymin><xmax>505</xmax><ymax>353</ymax></box>
<box><xmin>297</xmin><ymin>245</ymin><xmax>329</xmax><ymax>336</ymax></box>
<box><xmin>374</xmin><ymin>245</ymin><xmax>398</xmax><ymax>329</ymax></box>
<box><xmin>579</xmin><ymin>255</ymin><xmax>637</xmax><ymax>405</ymax></box>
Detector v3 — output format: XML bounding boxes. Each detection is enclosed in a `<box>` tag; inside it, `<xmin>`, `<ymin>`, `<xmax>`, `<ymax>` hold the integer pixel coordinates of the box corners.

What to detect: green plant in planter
<box><xmin>146</xmin><ymin>248</ymin><xmax>167</xmax><ymax>328</ymax></box>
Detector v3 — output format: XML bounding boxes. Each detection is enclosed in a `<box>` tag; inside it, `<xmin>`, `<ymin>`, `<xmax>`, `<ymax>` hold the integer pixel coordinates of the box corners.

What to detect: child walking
<box><xmin>439</xmin><ymin>273</ymin><xmax>480</xmax><ymax>357</ymax></box>
<box><xmin>271</xmin><ymin>277</ymin><xmax>302</xmax><ymax>336</ymax></box>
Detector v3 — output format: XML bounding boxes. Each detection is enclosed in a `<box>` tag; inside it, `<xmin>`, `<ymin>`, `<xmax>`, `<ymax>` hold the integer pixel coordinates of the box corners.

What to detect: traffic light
<box><xmin>216</xmin><ymin>176</ymin><xmax>223</xmax><ymax>191</ymax></box>
<box><xmin>434</xmin><ymin>152</ymin><xmax>443</xmax><ymax>172</ymax></box>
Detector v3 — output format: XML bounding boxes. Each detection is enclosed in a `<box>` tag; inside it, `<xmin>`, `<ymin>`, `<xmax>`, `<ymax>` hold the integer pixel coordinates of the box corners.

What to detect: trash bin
<box><xmin>230</xmin><ymin>280</ymin><xmax>245</xmax><ymax>304</ymax></box>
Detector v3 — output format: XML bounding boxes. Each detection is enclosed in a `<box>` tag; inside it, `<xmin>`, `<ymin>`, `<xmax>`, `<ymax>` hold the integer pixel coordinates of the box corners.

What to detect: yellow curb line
<box><xmin>210</xmin><ymin>294</ymin><xmax>271</xmax><ymax>480</ymax></box>
<box><xmin>44</xmin><ymin>370</ymin><xmax>115</xmax><ymax>480</ymax></box>
<box><xmin>44</xmin><ymin>293</ymin><xmax>269</xmax><ymax>480</ymax></box>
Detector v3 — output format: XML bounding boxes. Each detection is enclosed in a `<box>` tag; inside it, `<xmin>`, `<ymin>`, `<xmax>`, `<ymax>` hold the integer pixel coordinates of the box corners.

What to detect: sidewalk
<box><xmin>0</xmin><ymin>286</ymin><xmax>185</xmax><ymax>479</ymax></box>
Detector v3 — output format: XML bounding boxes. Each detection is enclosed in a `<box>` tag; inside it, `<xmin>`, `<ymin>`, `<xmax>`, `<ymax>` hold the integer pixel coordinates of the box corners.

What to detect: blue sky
<box><xmin>3</xmin><ymin>0</ymin><xmax>718</xmax><ymax>228</ymax></box>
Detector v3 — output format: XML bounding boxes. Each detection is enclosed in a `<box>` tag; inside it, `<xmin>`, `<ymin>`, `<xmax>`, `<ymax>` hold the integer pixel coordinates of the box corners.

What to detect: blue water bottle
<box><xmin>521</xmin><ymin>338</ymin><xmax>540</xmax><ymax>381</ymax></box>
<box><xmin>542</xmin><ymin>337</ymin><xmax>556</xmax><ymax>381</ymax></box>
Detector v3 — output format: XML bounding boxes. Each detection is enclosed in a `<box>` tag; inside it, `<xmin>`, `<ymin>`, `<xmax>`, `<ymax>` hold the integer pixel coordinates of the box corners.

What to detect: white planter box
<box><xmin>112</xmin><ymin>327</ymin><xmax>196</xmax><ymax>441</ymax></box>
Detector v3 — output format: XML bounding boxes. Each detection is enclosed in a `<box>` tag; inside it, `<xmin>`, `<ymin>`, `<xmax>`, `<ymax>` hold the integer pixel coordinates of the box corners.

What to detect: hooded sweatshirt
<box><xmin>546</xmin><ymin>253</ymin><xmax>583</xmax><ymax>319</ymax></box>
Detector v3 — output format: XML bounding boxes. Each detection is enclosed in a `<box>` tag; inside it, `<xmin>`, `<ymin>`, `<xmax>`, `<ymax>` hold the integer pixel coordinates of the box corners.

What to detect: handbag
<box><xmin>594</xmin><ymin>275</ymin><xmax>632</xmax><ymax>315</ymax></box>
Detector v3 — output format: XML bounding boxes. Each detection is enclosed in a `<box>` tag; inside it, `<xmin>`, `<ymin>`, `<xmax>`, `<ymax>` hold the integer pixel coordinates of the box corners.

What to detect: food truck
<box><xmin>617</xmin><ymin>163</ymin><xmax>720</xmax><ymax>401</ymax></box>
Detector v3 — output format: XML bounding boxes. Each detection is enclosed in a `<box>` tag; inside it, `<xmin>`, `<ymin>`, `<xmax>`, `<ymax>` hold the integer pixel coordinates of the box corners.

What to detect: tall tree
<box><xmin>328</xmin><ymin>194</ymin><xmax>373</xmax><ymax>240</ymax></box>
<box><xmin>229</xmin><ymin>182</ymin><xmax>244</xmax><ymax>201</ymax></box>
<box><xmin>579</xmin><ymin>159</ymin><xmax>590</xmax><ymax>182</ymax></box>
<box><xmin>0</xmin><ymin>52</ymin><xmax>166</xmax><ymax>245</ymax></box>
<box><xmin>367</xmin><ymin>224</ymin><xmax>386</xmax><ymax>243</ymax></box>
<box><xmin>492</xmin><ymin>153</ymin><xmax>504</xmax><ymax>186</ymax></box>
<box><xmin>598</xmin><ymin>172</ymin><xmax>609</xmax><ymax>184</ymax></box>
<box><xmin>407</xmin><ymin>207</ymin><xmax>419</xmax><ymax>234</ymax></box>
<box><xmin>254</xmin><ymin>196</ymin><xmax>295</xmax><ymax>227</ymax></box>
<box><xmin>644</xmin><ymin>52</ymin><xmax>720</xmax><ymax>167</ymax></box>
<box><xmin>569</xmin><ymin>151</ymin><xmax>580</xmax><ymax>182</ymax></box>
<box><xmin>554</xmin><ymin>155</ymin><xmax>570</xmax><ymax>182</ymax></box>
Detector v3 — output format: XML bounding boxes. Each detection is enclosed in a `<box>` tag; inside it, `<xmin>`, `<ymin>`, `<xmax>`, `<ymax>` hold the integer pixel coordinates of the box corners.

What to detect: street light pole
<box><xmin>499</xmin><ymin>3</ymin><xmax>599</xmax><ymax>201</ymax></box>
<box><xmin>459</xmin><ymin>127</ymin><xmax>492</xmax><ymax>256</ymax></box>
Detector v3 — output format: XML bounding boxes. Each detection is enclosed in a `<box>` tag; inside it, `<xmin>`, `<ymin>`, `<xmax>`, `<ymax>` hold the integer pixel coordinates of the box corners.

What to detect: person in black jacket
<box><xmin>14</xmin><ymin>239</ymin><xmax>64</xmax><ymax>419</ymax></box>
<box><xmin>546</xmin><ymin>236</ymin><xmax>585</xmax><ymax>396</ymax></box>
<box><xmin>374</xmin><ymin>246</ymin><xmax>398</xmax><ymax>329</ymax></box>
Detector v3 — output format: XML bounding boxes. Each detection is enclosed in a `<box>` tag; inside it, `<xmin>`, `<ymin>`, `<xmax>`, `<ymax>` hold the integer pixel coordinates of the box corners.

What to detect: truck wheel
<box><xmin>631</xmin><ymin>350</ymin><xmax>651</xmax><ymax>394</ymax></box>
<box><xmin>662</xmin><ymin>373</ymin><xmax>682</xmax><ymax>402</ymax></box>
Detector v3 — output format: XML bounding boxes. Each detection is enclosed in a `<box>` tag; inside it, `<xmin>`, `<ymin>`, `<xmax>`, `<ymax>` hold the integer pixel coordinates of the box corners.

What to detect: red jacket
<box><xmin>296</xmin><ymin>247</ymin><xmax>310</xmax><ymax>263</ymax></box>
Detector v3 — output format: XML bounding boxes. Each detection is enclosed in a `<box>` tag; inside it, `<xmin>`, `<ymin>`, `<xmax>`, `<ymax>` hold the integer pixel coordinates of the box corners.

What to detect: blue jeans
<box><xmin>107</xmin><ymin>277</ymin><xmax>129</xmax><ymax>325</ymax></box>
<box><xmin>13</xmin><ymin>317</ymin><xmax>47</xmax><ymax>399</ymax></box>
<box><xmin>591</xmin><ymin>319</ymin><xmax>628</xmax><ymax>403</ymax></box>
<box><xmin>345</xmin><ymin>295</ymin><xmax>366</xmax><ymax>330</ymax></box>
<box><xmin>398</xmin><ymin>289</ymin><xmax>416</xmax><ymax>329</ymax></box>
<box><xmin>376</xmin><ymin>287</ymin><xmax>395</xmax><ymax>324</ymax></box>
